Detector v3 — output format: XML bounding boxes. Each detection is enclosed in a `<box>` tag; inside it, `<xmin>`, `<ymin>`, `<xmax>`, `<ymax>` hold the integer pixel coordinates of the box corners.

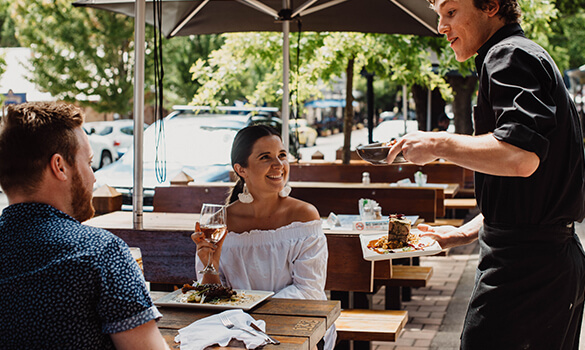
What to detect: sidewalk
<box><xmin>369</xmin><ymin>221</ymin><xmax>585</xmax><ymax>350</ymax></box>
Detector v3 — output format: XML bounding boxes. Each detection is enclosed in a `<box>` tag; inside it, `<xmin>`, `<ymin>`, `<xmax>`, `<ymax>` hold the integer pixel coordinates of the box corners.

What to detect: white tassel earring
<box><xmin>279</xmin><ymin>184</ymin><xmax>292</xmax><ymax>198</ymax></box>
<box><xmin>238</xmin><ymin>183</ymin><xmax>254</xmax><ymax>203</ymax></box>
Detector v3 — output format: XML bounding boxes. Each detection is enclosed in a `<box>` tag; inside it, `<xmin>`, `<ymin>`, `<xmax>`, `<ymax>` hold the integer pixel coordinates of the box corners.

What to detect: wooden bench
<box><xmin>335</xmin><ymin>309</ymin><xmax>408</xmax><ymax>342</ymax></box>
<box><xmin>154</xmin><ymin>182</ymin><xmax>439</xmax><ymax>223</ymax></box>
<box><xmin>288</xmin><ymin>160</ymin><xmax>467</xmax><ymax>188</ymax></box>
<box><xmin>444</xmin><ymin>198</ymin><xmax>477</xmax><ymax>210</ymax></box>
<box><xmin>326</xmin><ymin>233</ymin><xmax>434</xmax><ymax>310</ymax></box>
<box><xmin>374</xmin><ymin>263</ymin><xmax>433</xmax><ymax>310</ymax></box>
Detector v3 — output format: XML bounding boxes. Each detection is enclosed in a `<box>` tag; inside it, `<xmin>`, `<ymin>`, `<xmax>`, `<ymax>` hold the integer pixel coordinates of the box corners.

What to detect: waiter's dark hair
<box><xmin>427</xmin><ymin>0</ymin><xmax>521</xmax><ymax>24</ymax></box>
<box><xmin>227</xmin><ymin>124</ymin><xmax>282</xmax><ymax>204</ymax></box>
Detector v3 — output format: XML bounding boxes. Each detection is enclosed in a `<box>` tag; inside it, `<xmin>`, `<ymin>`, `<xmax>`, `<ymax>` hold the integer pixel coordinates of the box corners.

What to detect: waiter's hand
<box><xmin>387</xmin><ymin>131</ymin><xmax>443</xmax><ymax>165</ymax></box>
<box><xmin>417</xmin><ymin>223</ymin><xmax>476</xmax><ymax>249</ymax></box>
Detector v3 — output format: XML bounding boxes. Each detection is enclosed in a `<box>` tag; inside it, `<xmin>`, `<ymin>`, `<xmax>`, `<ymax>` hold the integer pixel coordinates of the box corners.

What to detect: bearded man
<box><xmin>0</xmin><ymin>102</ymin><xmax>169</xmax><ymax>349</ymax></box>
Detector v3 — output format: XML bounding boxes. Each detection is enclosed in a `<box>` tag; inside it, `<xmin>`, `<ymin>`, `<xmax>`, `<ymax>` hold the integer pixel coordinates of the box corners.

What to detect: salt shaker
<box><xmin>374</xmin><ymin>206</ymin><xmax>382</xmax><ymax>220</ymax></box>
<box><xmin>362</xmin><ymin>172</ymin><xmax>371</xmax><ymax>185</ymax></box>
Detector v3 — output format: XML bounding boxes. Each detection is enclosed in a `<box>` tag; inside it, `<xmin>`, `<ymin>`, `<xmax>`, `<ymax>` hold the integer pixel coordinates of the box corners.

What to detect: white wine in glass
<box><xmin>198</xmin><ymin>203</ymin><xmax>227</xmax><ymax>275</ymax></box>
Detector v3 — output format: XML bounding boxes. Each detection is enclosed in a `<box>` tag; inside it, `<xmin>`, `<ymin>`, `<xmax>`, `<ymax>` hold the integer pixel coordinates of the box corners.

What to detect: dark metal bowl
<box><xmin>356</xmin><ymin>142</ymin><xmax>406</xmax><ymax>165</ymax></box>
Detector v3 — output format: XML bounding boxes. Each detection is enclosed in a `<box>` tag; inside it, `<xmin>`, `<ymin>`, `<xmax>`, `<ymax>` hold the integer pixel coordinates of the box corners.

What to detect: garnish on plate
<box><xmin>181</xmin><ymin>283</ymin><xmax>237</xmax><ymax>304</ymax></box>
<box><xmin>366</xmin><ymin>213</ymin><xmax>431</xmax><ymax>254</ymax></box>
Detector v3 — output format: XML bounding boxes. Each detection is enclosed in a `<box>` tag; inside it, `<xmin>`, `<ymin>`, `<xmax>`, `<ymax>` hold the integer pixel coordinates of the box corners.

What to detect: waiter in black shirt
<box><xmin>387</xmin><ymin>0</ymin><xmax>585</xmax><ymax>348</ymax></box>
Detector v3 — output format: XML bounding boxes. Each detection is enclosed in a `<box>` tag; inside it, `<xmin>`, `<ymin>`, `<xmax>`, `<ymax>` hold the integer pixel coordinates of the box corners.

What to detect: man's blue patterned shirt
<box><xmin>0</xmin><ymin>202</ymin><xmax>162</xmax><ymax>349</ymax></box>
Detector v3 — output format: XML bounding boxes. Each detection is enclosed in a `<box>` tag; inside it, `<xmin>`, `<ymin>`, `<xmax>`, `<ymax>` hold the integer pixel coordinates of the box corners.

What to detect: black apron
<box><xmin>461</xmin><ymin>223</ymin><xmax>585</xmax><ymax>350</ymax></box>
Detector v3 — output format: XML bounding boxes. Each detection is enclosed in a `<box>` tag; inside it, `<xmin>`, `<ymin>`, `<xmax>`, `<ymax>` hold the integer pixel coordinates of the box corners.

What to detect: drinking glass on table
<box><xmin>197</xmin><ymin>203</ymin><xmax>227</xmax><ymax>275</ymax></box>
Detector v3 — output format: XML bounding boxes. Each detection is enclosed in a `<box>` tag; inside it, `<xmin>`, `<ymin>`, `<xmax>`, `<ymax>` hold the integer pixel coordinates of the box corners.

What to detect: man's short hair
<box><xmin>428</xmin><ymin>0</ymin><xmax>522</xmax><ymax>24</ymax></box>
<box><xmin>0</xmin><ymin>102</ymin><xmax>85</xmax><ymax>195</ymax></box>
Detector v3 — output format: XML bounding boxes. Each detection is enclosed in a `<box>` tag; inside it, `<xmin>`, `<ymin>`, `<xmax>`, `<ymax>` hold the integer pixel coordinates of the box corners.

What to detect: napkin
<box><xmin>174</xmin><ymin>309</ymin><xmax>268</xmax><ymax>350</ymax></box>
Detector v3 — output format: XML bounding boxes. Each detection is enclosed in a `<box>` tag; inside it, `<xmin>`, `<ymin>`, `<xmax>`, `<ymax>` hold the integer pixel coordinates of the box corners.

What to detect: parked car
<box><xmin>289</xmin><ymin>119</ymin><xmax>318</xmax><ymax>147</ymax></box>
<box><xmin>378</xmin><ymin>110</ymin><xmax>416</xmax><ymax>124</ymax></box>
<box><xmin>314</xmin><ymin>116</ymin><xmax>343</xmax><ymax>136</ymax></box>
<box><xmin>85</xmin><ymin>119</ymin><xmax>148</xmax><ymax>157</ymax></box>
<box><xmin>246</xmin><ymin>114</ymin><xmax>301</xmax><ymax>158</ymax></box>
<box><xmin>82</xmin><ymin>125</ymin><xmax>119</xmax><ymax>170</ymax></box>
<box><xmin>94</xmin><ymin>113</ymin><xmax>247</xmax><ymax>209</ymax></box>
<box><xmin>373</xmin><ymin>120</ymin><xmax>419</xmax><ymax>142</ymax></box>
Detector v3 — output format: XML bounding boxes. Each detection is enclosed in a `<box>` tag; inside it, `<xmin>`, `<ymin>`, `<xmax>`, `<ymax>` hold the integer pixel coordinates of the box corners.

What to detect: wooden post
<box><xmin>92</xmin><ymin>184</ymin><xmax>122</xmax><ymax>216</ymax></box>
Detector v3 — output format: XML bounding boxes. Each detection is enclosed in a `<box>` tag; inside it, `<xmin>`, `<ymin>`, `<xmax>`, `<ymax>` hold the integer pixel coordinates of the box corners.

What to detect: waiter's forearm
<box><xmin>435</xmin><ymin>133</ymin><xmax>540</xmax><ymax>177</ymax></box>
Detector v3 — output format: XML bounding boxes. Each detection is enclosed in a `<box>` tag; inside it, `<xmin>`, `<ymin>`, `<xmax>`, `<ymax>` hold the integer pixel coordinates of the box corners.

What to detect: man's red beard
<box><xmin>70</xmin><ymin>168</ymin><xmax>95</xmax><ymax>222</ymax></box>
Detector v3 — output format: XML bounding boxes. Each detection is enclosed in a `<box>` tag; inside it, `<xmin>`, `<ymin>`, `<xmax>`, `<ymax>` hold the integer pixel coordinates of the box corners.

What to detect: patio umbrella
<box><xmin>73</xmin><ymin>0</ymin><xmax>439</xmax><ymax>228</ymax></box>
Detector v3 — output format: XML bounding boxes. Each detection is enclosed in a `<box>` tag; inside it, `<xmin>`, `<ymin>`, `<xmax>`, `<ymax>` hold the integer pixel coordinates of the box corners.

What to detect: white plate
<box><xmin>154</xmin><ymin>288</ymin><xmax>274</xmax><ymax>311</ymax></box>
<box><xmin>359</xmin><ymin>230</ymin><xmax>442</xmax><ymax>261</ymax></box>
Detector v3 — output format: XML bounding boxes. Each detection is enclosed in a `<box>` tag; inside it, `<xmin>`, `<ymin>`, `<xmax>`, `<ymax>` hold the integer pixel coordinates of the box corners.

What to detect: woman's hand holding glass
<box><xmin>193</xmin><ymin>204</ymin><xmax>227</xmax><ymax>275</ymax></box>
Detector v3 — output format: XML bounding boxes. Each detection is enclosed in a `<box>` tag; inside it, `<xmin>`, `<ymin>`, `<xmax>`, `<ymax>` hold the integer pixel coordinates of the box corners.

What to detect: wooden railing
<box><xmin>153</xmin><ymin>181</ymin><xmax>438</xmax><ymax>222</ymax></box>
<box><xmin>288</xmin><ymin>160</ymin><xmax>467</xmax><ymax>188</ymax></box>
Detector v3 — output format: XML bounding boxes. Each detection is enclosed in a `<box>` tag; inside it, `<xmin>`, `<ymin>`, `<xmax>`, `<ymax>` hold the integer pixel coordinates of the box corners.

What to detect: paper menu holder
<box><xmin>352</xmin><ymin>219</ymin><xmax>388</xmax><ymax>231</ymax></box>
<box><xmin>326</xmin><ymin>212</ymin><xmax>342</xmax><ymax>227</ymax></box>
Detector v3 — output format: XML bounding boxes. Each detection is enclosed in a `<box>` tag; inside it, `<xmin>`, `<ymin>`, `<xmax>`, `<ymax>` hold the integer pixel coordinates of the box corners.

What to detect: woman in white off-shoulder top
<box><xmin>192</xmin><ymin>125</ymin><xmax>335</xmax><ymax>350</ymax></box>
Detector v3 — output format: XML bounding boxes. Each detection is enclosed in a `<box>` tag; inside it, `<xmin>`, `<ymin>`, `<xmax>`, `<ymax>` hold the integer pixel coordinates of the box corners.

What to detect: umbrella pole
<box><xmin>281</xmin><ymin>15</ymin><xmax>290</xmax><ymax>152</ymax></box>
<box><xmin>403</xmin><ymin>85</ymin><xmax>408</xmax><ymax>135</ymax></box>
<box><xmin>133</xmin><ymin>0</ymin><xmax>146</xmax><ymax>230</ymax></box>
<box><xmin>426</xmin><ymin>88</ymin><xmax>432</xmax><ymax>131</ymax></box>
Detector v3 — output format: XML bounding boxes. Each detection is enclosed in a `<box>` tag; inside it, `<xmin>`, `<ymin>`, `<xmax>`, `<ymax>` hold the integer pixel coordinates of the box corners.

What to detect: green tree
<box><xmin>550</xmin><ymin>8</ymin><xmax>585</xmax><ymax>70</ymax></box>
<box><xmin>162</xmin><ymin>34</ymin><xmax>225</xmax><ymax>105</ymax></box>
<box><xmin>0</xmin><ymin>1</ymin><xmax>18</xmax><ymax>47</ymax></box>
<box><xmin>190</xmin><ymin>32</ymin><xmax>326</xmax><ymax>108</ymax></box>
<box><xmin>10</xmin><ymin>0</ymin><xmax>138</xmax><ymax>114</ymax></box>
<box><xmin>191</xmin><ymin>32</ymin><xmax>449</xmax><ymax>163</ymax></box>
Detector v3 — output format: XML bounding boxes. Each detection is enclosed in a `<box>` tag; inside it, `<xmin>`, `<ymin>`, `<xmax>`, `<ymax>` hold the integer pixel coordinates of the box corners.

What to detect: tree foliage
<box><xmin>0</xmin><ymin>0</ymin><xmax>18</xmax><ymax>47</ymax></box>
<box><xmin>191</xmin><ymin>32</ymin><xmax>450</xmax><ymax>108</ymax></box>
<box><xmin>10</xmin><ymin>0</ymin><xmax>137</xmax><ymax>114</ymax></box>
<box><xmin>162</xmin><ymin>34</ymin><xmax>225</xmax><ymax>105</ymax></box>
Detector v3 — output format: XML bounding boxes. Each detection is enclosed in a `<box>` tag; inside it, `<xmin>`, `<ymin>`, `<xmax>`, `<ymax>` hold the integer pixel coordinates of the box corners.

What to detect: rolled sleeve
<box><xmin>493</xmin><ymin>122</ymin><xmax>550</xmax><ymax>161</ymax></box>
<box><xmin>98</xmin><ymin>238</ymin><xmax>159</xmax><ymax>333</ymax></box>
<box><xmin>103</xmin><ymin>305</ymin><xmax>163</xmax><ymax>334</ymax></box>
<box><xmin>486</xmin><ymin>43</ymin><xmax>558</xmax><ymax>162</ymax></box>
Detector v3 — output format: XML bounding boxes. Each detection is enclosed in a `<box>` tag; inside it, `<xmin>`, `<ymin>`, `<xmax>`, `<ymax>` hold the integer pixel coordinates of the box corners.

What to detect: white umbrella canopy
<box><xmin>73</xmin><ymin>0</ymin><xmax>439</xmax><ymax>228</ymax></box>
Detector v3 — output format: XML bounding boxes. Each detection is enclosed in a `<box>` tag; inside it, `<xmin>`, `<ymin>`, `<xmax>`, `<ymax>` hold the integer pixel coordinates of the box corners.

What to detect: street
<box><xmin>298</xmin><ymin>127</ymin><xmax>370</xmax><ymax>161</ymax></box>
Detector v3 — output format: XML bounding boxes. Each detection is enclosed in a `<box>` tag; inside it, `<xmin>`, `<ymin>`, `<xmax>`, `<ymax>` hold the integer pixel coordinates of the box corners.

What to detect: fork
<box><xmin>219</xmin><ymin>314</ymin><xmax>277</xmax><ymax>345</ymax></box>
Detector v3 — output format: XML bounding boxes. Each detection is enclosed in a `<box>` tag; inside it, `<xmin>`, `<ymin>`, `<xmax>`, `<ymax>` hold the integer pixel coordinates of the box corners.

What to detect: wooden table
<box><xmin>86</xmin><ymin>210</ymin><xmax>199</xmax><ymax>230</ymax></box>
<box><xmin>151</xmin><ymin>295</ymin><xmax>340</xmax><ymax>350</ymax></box>
<box><xmin>85</xmin><ymin>211</ymin><xmax>434</xmax><ymax>297</ymax></box>
<box><xmin>388</xmin><ymin>183</ymin><xmax>460</xmax><ymax>198</ymax></box>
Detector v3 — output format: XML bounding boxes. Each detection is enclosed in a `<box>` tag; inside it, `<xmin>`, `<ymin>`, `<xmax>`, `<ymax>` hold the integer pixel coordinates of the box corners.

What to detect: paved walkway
<box><xmin>369</xmin><ymin>221</ymin><xmax>585</xmax><ymax>350</ymax></box>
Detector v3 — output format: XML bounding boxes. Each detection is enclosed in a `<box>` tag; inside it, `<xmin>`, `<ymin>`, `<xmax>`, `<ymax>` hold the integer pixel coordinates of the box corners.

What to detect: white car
<box><xmin>94</xmin><ymin>113</ymin><xmax>247</xmax><ymax>208</ymax></box>
<box><xmin>85</xmin><ymin>120</ymin><xmax>147</xmax><ymax>157</ymax></box>
<box><xmin>82</xmin><ymin>125</ymin><xmax>119</xmax><ymax>170</ymax></box>
<box><xmin>373</xmin><ymin>120</ymin><xmax>419</xmax><ymax>142</ymax></box>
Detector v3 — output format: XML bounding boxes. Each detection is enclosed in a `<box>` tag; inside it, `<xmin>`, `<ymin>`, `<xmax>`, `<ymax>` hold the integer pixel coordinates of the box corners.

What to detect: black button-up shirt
<box><xmin>474</xmin><ymin>23</ymin><xmax>585</xmax><ymax>226</ymax></box>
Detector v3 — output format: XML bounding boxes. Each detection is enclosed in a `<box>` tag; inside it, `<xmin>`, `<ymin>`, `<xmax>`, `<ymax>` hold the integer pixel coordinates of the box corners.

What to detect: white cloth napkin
<box><xmin>174</xmin><ymin>309</ymin><xmax>269</xmax><ymax>350</ymax></box>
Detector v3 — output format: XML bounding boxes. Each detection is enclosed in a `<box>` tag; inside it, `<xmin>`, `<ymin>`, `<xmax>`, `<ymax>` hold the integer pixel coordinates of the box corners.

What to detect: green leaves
<box><xmin>10</xmin><ymin>0</ymin><xmax>136</xmax><ymax>114</ymax></box>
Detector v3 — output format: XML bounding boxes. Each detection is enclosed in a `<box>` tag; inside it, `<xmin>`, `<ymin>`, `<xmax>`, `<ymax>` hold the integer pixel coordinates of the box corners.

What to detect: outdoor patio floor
<box><xmin>367</xmin><ymin>220</ymin><xmax>585</xmax><ymax>350</ymax></box>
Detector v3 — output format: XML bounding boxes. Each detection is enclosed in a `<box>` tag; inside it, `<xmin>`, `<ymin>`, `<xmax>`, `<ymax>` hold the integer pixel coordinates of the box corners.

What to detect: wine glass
<box><xmin>197</xmin><ymin>203</ymin><xmax>227</xmax><ymax>275</ymax></box>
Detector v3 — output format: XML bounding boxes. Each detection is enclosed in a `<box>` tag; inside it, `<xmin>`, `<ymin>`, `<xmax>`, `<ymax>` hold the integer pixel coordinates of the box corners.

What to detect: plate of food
<box><xmin>359</xmin><ymin>214</ymin><xmax>442</xmax><ymax>261</ymax></box>
<box><xmin>355</xmin><ymin>140</ymin><xmax>407</xmax><ymax>165</ymax></box>
<box><xmin>154</xmin><ymin>283</ymin><xmax>274</xmax><ymax>310</ymax></box>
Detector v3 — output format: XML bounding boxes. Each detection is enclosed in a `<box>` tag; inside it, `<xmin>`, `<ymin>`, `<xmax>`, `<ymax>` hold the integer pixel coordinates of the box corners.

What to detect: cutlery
<box><xmin>250</xmin><ymin>322</ymin><xmax>280</xmax><ymax>345</ymax></box>
<box><xmin>219</xmin><ymin>314</ymin><xmax>278</xmax><ymax>345</ymax></box>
